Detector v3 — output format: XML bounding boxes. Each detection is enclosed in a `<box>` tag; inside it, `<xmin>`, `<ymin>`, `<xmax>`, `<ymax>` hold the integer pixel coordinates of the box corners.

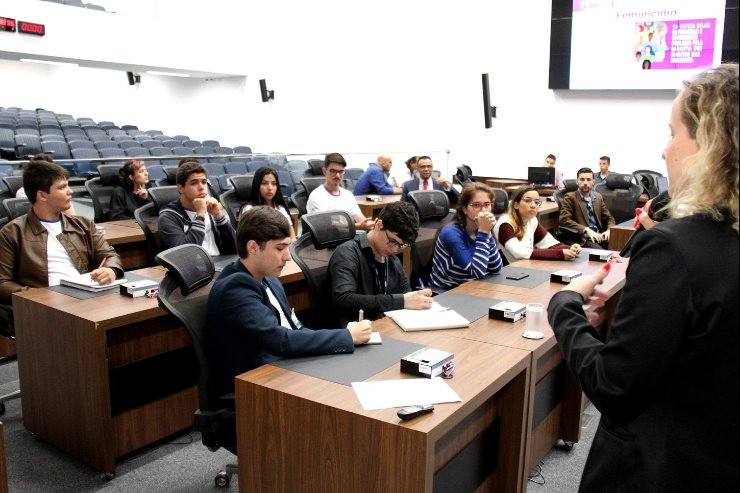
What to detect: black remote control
<box><xmin>397</xmin><ymin>404</ymin><xmax>435</xmax><ymax>420</ymax></box>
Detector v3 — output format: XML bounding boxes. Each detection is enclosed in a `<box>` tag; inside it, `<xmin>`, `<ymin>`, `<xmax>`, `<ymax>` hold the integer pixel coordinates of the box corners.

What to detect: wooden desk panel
<box><xmin>427</xmin><ymin>255</ymin><xmax>626</xmax><ymax>470</ymax></box>
<box><xmin>356</xmin><ymin>194</ymin><xmax>402</xmax><ymax>219</ymax></box>
<box><xmin>13</xmin><ymin>267</ymin><xmax>197</xmax><ymax>475</ymax></box>
<box><xmin>98</xmin><ymin>221</ymin><xmax>148</xmax><ymax>270</ymax></box>
<box><xmin>237</xmin><ymin>331</ymin><xmax>531</xmax><ymax>492</ymax></box>
<box><xmin>609</xmin><ymin>224</ymin><xmax>635</xmax><ymax>252</ymax></box>
<box><xmin>485</xmin><ymin>178</ymin><xmax>528</xmax><ymax>189</ymax></box>
<box><xmin>537</xmin><ymin>201</ymin><xmax>559</xmax><ymax>231</ymax></box>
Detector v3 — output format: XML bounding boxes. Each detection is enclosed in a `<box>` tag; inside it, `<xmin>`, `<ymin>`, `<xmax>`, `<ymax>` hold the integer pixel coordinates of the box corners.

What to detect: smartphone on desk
<box><xmin>505</xmin><ymin>272</ymin><xmax>530</xmax><ymax>281</ymax></box>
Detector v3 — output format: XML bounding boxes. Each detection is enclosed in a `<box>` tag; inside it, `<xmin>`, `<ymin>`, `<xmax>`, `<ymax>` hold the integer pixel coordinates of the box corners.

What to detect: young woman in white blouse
<box><xmin>493</xmin><ymin>185</ymin><xmax>580</xmax><ymax>264</ymax></box>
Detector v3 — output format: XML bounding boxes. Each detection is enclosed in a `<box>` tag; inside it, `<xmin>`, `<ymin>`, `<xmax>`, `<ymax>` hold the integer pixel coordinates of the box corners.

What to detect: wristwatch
<box><xmin>195</xmin><ymin>215</ymin><xmax>206</xmax><ymax>222</ymax></box>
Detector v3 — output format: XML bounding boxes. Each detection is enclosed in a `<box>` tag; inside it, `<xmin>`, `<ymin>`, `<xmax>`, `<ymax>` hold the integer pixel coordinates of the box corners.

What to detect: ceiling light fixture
<box><xmin>19</xmin><ymin>58</ymin><xmax>79</xmax><ymax>67</ymax></box>
<box><xmin>145</xmin><ymin>70</ymin><xmax>190</xmax><ymax>78</ymax></box>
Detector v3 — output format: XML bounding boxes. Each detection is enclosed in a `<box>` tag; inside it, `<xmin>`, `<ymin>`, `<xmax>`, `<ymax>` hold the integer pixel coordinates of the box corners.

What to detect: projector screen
<box><xmin>551</xmin><ymin>0</ymin><xmax>731</xmax><ymax>90</ymax></box>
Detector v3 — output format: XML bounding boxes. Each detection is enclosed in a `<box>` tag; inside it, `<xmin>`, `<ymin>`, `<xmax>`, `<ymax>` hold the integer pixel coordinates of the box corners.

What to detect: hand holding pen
<box><xmin>90</xmin><ymin>258</ymin><xmax>116</xmax><ymax>285</ymax></box>
<box><xmin>348</xmin><ymin>310</ymin><xmax>372</xmax><ymax>345</ymax></box>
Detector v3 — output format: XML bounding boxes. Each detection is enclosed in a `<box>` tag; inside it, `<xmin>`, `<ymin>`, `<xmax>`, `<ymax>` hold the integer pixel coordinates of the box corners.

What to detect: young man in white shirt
<box><xmin>306</xmin><ymin>152</ymin><xmax>375</xmax><ymax>231</ymax></box>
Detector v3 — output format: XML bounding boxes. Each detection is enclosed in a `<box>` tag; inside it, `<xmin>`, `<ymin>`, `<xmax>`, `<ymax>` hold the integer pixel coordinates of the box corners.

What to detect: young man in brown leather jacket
<box><xmin>0</xmin><ymin>160</ymin><xmax>123</xmax><ymax>304</ymax></box>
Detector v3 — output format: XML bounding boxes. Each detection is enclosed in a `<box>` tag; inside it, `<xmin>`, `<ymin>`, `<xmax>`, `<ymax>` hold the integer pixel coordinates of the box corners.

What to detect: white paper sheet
<box><xmin>351</xmin><ymin>377</ymin><xmax>462</xmax><ymax>410</ymax></box>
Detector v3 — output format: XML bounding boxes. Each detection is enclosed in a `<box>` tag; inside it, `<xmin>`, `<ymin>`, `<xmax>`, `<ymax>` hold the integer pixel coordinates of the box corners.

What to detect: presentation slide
<box><xmin>569</xmin><ymin>0</ymin><xmax>726</xmax><ymax>90</ymax></box>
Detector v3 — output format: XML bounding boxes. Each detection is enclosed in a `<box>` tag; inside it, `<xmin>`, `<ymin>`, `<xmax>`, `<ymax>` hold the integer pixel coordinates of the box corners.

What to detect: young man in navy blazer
<box><xmin>207</xmin><ymin>206</ymin><xmax>372</xmax><ymax>398</ymax></box>
<box><xmin>400</xmin><ymin>156</ymin><xmax>459</xmax><ymax>203</ymax></box>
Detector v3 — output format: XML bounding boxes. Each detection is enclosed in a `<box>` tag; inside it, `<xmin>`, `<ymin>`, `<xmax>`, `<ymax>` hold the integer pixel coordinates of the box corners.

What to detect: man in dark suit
<box><xmin>206</xmin><ymin>206</ymin><xmax>371</xmax><ymax>397</ymax></box>
<box><xmin>558</xmin><ymin>167</ymin><xmax>616</xmax><ymax>249</ymax></box>
<box><xmin>400</xmin><ymin>156</ymin><xmax>459</xmax><ymax>203</ymax></box>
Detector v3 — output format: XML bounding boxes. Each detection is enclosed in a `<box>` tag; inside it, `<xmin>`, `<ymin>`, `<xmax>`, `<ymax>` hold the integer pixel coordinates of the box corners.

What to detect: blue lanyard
<box><xmin>372</xmin><ymin>261</ymin><xmax>388</xmax><ymax>295</ymax></box>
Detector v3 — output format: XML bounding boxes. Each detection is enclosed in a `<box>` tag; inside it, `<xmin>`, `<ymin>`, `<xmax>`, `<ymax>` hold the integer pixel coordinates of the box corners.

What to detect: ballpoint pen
<box><xmin>358</xmin><ymin>309</ymin><xmax>364</xmax><ymax>322</ymax></box>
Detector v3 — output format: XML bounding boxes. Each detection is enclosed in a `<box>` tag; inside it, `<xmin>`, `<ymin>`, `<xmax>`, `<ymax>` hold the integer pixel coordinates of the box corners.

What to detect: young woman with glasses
<box><xmin>493</xmin><ymin>185</ymin><xmax>580</xmax><ymax>264</ymax></box>
<box><xmin>430</xmin><ymin>182</ymin><xmax>503</xmax><ymax>289</ymax></box>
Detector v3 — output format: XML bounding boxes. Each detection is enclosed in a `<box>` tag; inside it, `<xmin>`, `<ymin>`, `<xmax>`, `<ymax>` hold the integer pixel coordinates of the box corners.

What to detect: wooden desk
<box><xmin>505</xmin><ymin>185</ymin><xmax>556</xmax><ymax>198</ymax></box>
<box><xmin>537</xmin><ymin>201</ymin><xmax>559</xmax><ymax>231</ymax></box>
<box><xmin>439</xmin><ymin>255</ymin><xmax>627</xmax><ymax>471</ymax></box>
<box><xmin>98</xmin><ymin>221</ymin><xmax>148</xmax><ymax>270</ymax></box>
<box><xmin>609</xmin><ymin>224</ymin><xmax>635</xmax><ymax>252</ymax></box>
<box><xmin>236</xmin><ymin>331</ymin><xmax>531</xmax><ymax>492</ymax></box>
<box><xmin>13</xmin><ymin>267</ymin><xmax>197</xmax><ymax>477</ymax></box>
<box><xmin>235</xmin><ymin>252</ymin><xmax>627</xmax><ymax>492</ymax></box>
<box><xmin>356</xmin><ymin>194</ymin><xmax>402</xmax><ymax>219</ymax></box>
<box><xmin>486</xmin><ymin>178</ymin><xmax>528</xmax><ymax>189</ymax></box>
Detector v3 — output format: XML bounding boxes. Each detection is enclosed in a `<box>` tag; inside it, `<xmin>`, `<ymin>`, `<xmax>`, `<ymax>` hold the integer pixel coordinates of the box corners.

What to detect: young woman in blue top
<box><xmin>430</xmin><ymin>182</ymin><xmax>503</xmax><ymax>289</ymax></box>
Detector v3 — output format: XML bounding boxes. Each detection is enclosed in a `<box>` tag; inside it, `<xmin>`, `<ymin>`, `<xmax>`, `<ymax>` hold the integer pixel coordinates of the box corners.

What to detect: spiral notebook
<box><xmin>60</xmin><ymin>273</ymin><xmax>128</xmax><ymax>292</ymax></box>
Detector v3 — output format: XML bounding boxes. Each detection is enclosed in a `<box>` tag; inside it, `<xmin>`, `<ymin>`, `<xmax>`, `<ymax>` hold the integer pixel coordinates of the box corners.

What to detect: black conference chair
<box><xmin>407</xmin><ymin>190</ymin><xmax>454</xmax><ymax>286</ymax></box>
<box><xmin>155</xmin><ymin>244</ymin><xmax>237</xmax><ymax>488</ymax></box>
<box><xmin>0</xmin><ymin>302</ymin><xmax>20</xmax><ymax>416</ymax></box>
<box><xmin>219</xmin><ymin>174</ymin><xmax>254</xmax><ymax>224</ymax></box>
<box><xmin>289</xmin><ymin>210</ymin><xmax>356</xmax><ymax>328</ymax></box>
<box><xmin>290</xmin><ymin>188</ymin><xmax>308</xmax><ymax>218</ymax></box>
<box><xmin>632</xmin><ymin>169</ymin><xmax>663</xmax><ymax>199</ymax></box>
<box><xmin>134</xmin><ymin>185</ymin><xmax>180</xmax><ymax>265</ymax></box>
<box><xmin>155</xmin><ymin>166</ymin><xmax>178</xmax><ymax>186</ymax></box>
<box><xmin>2</xmin><ymin>176</ymin><xmax>24</xmax><ymax>197</ymax></box>
<box><xmin>491</xmin><ymin>187</ymin><xmax>509</xmax><ymax>214</ymax></box>
<box><xmin>407</xmin><ymin>190</ymin><xmax>452</xmax><ymax>228</ymax></box>
<box><xmin>84</xmin><ymin>164</ymin><xmax>122</xmax><ymax>223</ymax></box>
<box><xmin>594</xmin><ymin>173</ymin><xmax>643</xmax><ymax>224</ymax></box>
<box><xmin>304</xmin><ymin>159</ymin><xmax>325</xmax><ymax>177</ymax></box>
<box><xmin>454</xmin><ymin>164</ymin><xmax>474</xmax><ymax>186</ymax></box>
<box><xmin>2</xmin><ymin>197</ymin><xmax>32</xmax><ymax>220</ymax></box>
<box><xmin>552</xmin><ymin>179</ymin><xmax>585</xmax><ymax>244</ymax></box>
<box><xmin>553</xmin><ymin>179</ymin><xmax>578</xmax><ymax>208</ymax></box>
<box><xmin>299</xmin><ymin>176</ymin><xmax>326</xmax><ymax>197</ymax></box>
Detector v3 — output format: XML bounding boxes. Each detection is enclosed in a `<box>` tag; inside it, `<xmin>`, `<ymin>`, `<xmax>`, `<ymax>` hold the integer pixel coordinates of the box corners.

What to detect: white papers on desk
<box><xmin>60</xmin><ymin>274</ymin><xmax>128</xmax><ymax>292</ymax></box>
<box><xmin>385</xmin><ymin>302</ymin><xmax>470</xmax><ymax>331</ymax></box>
<box><xmin>351</xmin><ymin>378</ymin><xmax>462</xmax><ymax>410</ymax></box>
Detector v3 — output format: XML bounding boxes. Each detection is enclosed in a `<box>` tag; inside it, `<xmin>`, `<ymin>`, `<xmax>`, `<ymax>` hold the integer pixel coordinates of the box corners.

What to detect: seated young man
<box><xmin>158</xmin><ymin>161</ymin><xmax>237</xmax><ymax>255</ymax></box>
<box><xmin>306</xmin><ymin>152</ymin><xmax>375</xmax><ymax>231</ymax></box>
<box><xmin>559</xmin><ymin>167</ymin><xmax>616</xmax><ymax>249</ymax></box>
<box><xmin>328</xmin><ymin>201</ymin><xmax>433</xmax><ymax>327</ymax></box>
<box><xmin>0</xmin><ymin>160</ymin><xmax>123</xmax><ymax>304</ymax></box>
<box><xmin>207</xmin><ymin>206</ymin><xmax>372</xmax><ymax>399</ymax></box>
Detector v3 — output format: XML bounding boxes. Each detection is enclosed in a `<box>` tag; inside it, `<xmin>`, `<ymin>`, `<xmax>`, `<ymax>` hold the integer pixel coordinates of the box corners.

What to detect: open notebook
<box><xmin>60</xmin><ymin>273</ymin><xmax>128</xmax><ymax>292</ymax></box>
<box><xmin>385</xmin><ymin>302</ymin><xmax>470</xmax><ymax>332</ymax></box>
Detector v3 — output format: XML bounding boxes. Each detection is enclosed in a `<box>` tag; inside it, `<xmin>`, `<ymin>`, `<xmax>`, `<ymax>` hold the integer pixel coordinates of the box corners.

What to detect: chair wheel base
<box><xmin>215</xmin><ymin>471</ymin><xmax>231</xmax><ymax>488</ymax></box>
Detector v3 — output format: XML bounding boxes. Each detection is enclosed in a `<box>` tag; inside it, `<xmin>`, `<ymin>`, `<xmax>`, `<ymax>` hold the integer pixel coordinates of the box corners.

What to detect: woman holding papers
<box><xmin>547</xmin><ymin>64</ymin><xmax>739</xmax><ymax>491</ymax></box>
<box><xmin>430</xmin><ymin>183</ymin><xmax>503</xmax><ymax>289</ymax></box>
<box><xmin>493</xmin><ymin>186</ymin><xmax>580</xmax><ymax>264</ymax></box>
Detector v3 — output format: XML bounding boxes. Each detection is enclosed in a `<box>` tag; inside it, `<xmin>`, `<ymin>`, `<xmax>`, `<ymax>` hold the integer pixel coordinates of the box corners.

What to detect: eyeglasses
<box><xmin>327</xmin><ymin>168</ymin><xmax>345</xmax><ymax>176</ymax></box>
<box><xmin>520</xmin><ymin>198</ymin><xmax>542</xmax><ymax>206</ymax></box>
<box><xmin>468</xmin><ymin>201</ymin><xmax>492</xmax><ymax>210</ymax></box>
<box><xmin>384</xmin><ymin>229</ymin><xmax>410</xmax><ymax>250</ymax></box>
<box><xmin>417</xmin><ymin>165</ymin><xmax>433</xmax><ymax>170</ymax></box>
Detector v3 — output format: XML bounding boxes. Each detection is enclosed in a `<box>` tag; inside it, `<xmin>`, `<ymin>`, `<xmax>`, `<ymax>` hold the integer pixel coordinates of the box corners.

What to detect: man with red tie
<box><xmin>400</xmin><ymin>156</ymin><xmax>459</xmax><ymax>203</ymax></box>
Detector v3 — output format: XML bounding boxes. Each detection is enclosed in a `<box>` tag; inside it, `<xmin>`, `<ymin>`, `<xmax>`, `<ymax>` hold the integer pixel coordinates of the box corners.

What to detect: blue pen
<box><xmin>418</xmin><ymin>278</ymin><xmax>425</xmax><ymax>290</ymax></box>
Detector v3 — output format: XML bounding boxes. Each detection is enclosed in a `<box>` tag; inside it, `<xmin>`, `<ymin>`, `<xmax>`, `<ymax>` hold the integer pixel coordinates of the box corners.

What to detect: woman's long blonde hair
<box><xmin>669</xmin><ymin>63</ymin><xmax>739</xmax><ymax>233</ymax></box>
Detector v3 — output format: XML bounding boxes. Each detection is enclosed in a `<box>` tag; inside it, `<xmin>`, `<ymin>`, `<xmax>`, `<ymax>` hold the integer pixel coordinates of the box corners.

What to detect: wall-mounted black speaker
<box><xmin>259</xmin><ymin>79</ymin><xmax>274</xmax><ymax>102</ymax></box>
<box><xmin>127</xmin><ymin>71</ymin><xmax>136</xmax><ymax>86</ymax></box>
<box><xmin>482</xmin><ymin>73</ymin><xmax>497</xmax><ymax>129</ymax></box>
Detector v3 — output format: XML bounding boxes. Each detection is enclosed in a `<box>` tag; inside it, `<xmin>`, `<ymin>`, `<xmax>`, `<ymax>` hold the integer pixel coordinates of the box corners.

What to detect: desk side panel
<box><xmin>237</xmin><ymin>378</ymin><xmax>430</xmax><ymax>493</ymax></box>
<box><xmin>14</xmin><ymin>296</ymin><xmax>115</xmax><ymax>473</ymax></box>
